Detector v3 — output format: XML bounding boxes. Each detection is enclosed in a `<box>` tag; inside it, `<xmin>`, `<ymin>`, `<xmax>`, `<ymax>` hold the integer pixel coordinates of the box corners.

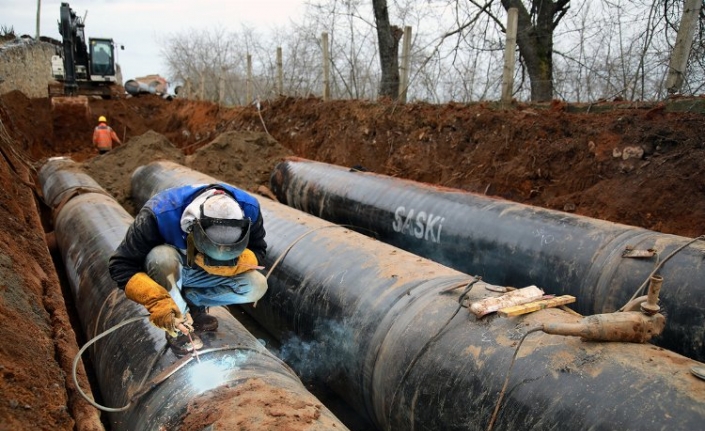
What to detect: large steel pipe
<box><xmin>124</xmin><ymin>79</ymin><xmax>157</xmax><ymax>95</ymax></box>
<box><xmin>269</xmin><ymin>157</ymin><xmax>705</xmax><ymax>361</ymax></box>
<box><xmin>38</xmin><ymin>157</ymin><xmax>348</xmax><ymax>431</ymax></box>
<box><xmin>132</xmin><ymin>160</ymin><xmax>705</xmax><ymax>431</ymax></box>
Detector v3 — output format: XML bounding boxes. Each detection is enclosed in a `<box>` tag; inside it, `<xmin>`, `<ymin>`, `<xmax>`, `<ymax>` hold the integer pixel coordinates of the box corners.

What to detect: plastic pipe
<box><xmin>38</xmin><ymin>157</ymin><xmax>349</xmax><ymax>431</ymax></box>
<box><xmin>269</xmin><ymin>157</ymin><xmax>705</xmax><ymax>362</ymax></box>
<box><xmin>131</xmin><ymin>160</ymin><xmax>705</xmax><ymax>431</ymax></box>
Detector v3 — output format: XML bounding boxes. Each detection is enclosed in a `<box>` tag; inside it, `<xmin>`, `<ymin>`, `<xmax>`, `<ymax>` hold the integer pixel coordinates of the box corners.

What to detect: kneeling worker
<box><xmin>108</xmin><ymin>184</ymin><xmax>268</xmax><ymax>355</ymax></box>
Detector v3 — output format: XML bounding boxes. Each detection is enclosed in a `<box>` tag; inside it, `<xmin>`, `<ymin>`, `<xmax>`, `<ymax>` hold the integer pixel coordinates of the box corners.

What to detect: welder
<box><xmin>108</xmin><ymin>184</ymin><xmax>268</xmax><ymax>355</ymax></box>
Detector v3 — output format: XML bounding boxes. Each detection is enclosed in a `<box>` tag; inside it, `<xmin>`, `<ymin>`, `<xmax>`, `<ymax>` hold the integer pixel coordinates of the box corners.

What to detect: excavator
<box><xmin>48</xmin><ymin>2</ymin><xmax>122</xmax><ymax>115</ymax></box>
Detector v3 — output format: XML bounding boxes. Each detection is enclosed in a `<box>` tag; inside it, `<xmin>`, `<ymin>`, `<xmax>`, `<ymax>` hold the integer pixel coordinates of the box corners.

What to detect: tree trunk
<box><xmin>501</xmin><ymin>0</ymin><xmax>568</xmax><ymax>102</ymax></box>
<box><xmin>372</xmin><ymin>0</ymin><xmax>403</xmax><ymax>99</ymax></box>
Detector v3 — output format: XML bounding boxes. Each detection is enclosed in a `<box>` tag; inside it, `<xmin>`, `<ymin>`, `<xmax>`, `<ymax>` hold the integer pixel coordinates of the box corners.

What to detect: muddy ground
<box><xmin>1</xmin><ymin>90</ymin><xmax>704</xmax><ymax>430</ymax></box>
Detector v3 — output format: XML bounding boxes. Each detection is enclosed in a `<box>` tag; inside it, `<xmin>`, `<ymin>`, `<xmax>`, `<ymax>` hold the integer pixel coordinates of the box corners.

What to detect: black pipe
<box><xmin>132</xmin><ymin>160</ymin><xmax>705</xmax><ymax>431</ymax></box>
<box><xmin>269</xmin><ymin>157</ymin><xmax>705</xmax><ymax>362</ymax></box>
<box><xmin>38</xmin><ymin>157</ymin><xmax>349</xmax><ymax>431</ymax></box>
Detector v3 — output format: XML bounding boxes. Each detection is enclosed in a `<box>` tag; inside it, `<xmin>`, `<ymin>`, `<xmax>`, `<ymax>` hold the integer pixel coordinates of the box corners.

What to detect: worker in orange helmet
<box><xmin>93</xmin><ymin>115</ymin><xmax>122</xmax><ymax>154</ymax></box>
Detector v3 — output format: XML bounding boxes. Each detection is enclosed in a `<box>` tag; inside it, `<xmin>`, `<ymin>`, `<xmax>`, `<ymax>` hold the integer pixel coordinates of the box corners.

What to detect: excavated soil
<box><xmin>1</xmin><ymin>90</ymin><xmax>705</xmax><ymax>430</ymax></box>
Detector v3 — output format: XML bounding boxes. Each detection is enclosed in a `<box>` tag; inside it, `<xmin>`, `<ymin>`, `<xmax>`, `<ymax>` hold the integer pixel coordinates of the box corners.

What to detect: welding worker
<box><xmin>93</xmin><ymin>116</ymin><xmax>121</xmax><ymax>154</ymax></box>
<box><xmin>108</xmin><ymin>184</ymin><xmax>268</xmax><ymax>355</ymax></box>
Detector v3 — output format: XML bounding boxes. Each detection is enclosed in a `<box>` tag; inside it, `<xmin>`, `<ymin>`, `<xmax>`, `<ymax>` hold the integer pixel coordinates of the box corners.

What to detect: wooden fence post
<box><xmin>322</xmin><ymin>32</ymin><xmax>330</xmax><ymax>101</ymax></box>
<box><xmin>218</xmin><ymin>66</ymin><xmax>225</xmax><ymax>104</ymax></box>
<box><xmin>36</xmin><ymin>0</ymin><xmax>41</xmax><ymax>40</ymax></box>
<box><xmin>399</xmin><ymin>26</ymin><xmax>412</xmax><ymax>103</ymax></box>
<box><xmin>199</xmin><ymin>70</ymin><xmax>205</xmax><ymax>101</ymax></box>
<box><xmin>246</xmin><ymin>54</ymin><xmax>253</xmax><ymax>104</ymax></box>
<box><xmin>501</xmin><ymin>8</ymin><xmax>518</xmax><ymax>107</ymax></box>
<box><xmin>277</xmin><ymin>47</ymin><xmax>284</xmax><ymax>95</ymax></box>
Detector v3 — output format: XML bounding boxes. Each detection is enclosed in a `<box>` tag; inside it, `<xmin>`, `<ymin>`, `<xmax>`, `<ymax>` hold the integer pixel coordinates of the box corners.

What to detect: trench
<box><xmin>130</xmin><ymin>160</ymin><xmax>705</xmax><ymax>431</ymax></box>
<box><xmin>37</xmin><ymin>177</ymin><xmax>376</xmax><ymax>431</ymax></box>
<box><xmin>38</xmin><ymin>158</ymin><xmax>705</xmax><ymax>431</ymax></box>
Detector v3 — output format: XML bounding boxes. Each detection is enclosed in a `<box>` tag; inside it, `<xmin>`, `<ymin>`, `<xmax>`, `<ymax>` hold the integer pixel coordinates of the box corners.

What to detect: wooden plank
<box><xmin>498</xmin><ymin>295</ymin><xmax>576</xmax><ymax>317</ymax></box>
<box><xmin>469</xmin><ymin>285</ymin><xmax>544</xmax><ymax>317</ymax></box>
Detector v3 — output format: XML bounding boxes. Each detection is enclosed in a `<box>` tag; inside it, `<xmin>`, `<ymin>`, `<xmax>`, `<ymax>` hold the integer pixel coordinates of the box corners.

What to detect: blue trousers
<box><xmin>144</xmin><ymin>245</ymin><xmax>268</xmax><ymax>314</ymax></box>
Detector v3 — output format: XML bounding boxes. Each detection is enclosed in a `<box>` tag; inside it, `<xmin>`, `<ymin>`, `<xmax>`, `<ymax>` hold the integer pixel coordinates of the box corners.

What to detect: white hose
<box><xmin>72</xmin><ymin>316</ymin><xmax>145</xmax><ymax>412</ymax></box>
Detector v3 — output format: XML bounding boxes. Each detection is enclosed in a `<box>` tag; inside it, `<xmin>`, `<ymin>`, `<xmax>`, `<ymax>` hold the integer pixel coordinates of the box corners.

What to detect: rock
<box><xmin>621</xmin><ymin>146</ymin><xmax>644</xmax><ymax>160</ymax></box>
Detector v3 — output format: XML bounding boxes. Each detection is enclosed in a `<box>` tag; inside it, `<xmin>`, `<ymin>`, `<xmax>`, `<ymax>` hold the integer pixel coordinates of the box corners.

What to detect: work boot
<box><xmin>165</xmin><ymin>331</ymin><xmax>203</xmax><ymax>357</ymax></box>
<box><xmin>190</xmin><ymin>306</ymin><xmax>219</xmax><ymax>331</ymax></box>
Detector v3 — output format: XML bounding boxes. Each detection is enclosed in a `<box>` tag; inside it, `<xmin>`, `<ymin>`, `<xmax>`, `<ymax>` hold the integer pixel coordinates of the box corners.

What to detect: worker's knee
<box><xmin>145</xmin><ymin>245</ymin><xmax>183</xmax><ymax>286</ymax></box>
<box><xmin>180</xmin><ymin>270</ymin><xmax>268</xmax><ymax>307</ymax></box>
<box><xmin>231</xmin><ymin>270</ymin><xmax>268</xmax><ymax>303</ymax></box>
<box><xmin>245</xmin><ymin>271</ymin><xmax>268</xmax><ymax>302</ymax></box>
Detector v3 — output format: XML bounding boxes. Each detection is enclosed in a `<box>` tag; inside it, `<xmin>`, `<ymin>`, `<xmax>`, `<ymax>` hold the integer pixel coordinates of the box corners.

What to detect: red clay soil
<box><xmin>179</xmin><ymin>378</ymin><xmax>342</xmax><ymax>431</ymax></box>
<box><xmin>1</xmin><ymin>90</ymin><xmax>704</xmax><ymax>430</ymax></box>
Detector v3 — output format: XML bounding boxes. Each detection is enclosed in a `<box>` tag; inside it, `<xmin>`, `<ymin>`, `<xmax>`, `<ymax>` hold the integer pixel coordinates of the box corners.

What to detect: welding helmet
<box><xmin>190</xmin><ymin>191</ymin><xmax>250</xmax><ymax>266</ymax></box>
<box><xmin>98</xmin><ymin>115</ymin><xmax>107</xmax><ymax>123</ymax></box>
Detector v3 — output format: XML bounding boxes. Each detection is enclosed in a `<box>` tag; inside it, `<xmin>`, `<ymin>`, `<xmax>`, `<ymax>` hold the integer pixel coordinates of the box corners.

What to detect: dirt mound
<box><xmin>186</xmin><ymin>130</ymin><xmax>294</xmax><ymax>192</ymax></box>
<box><xmin>82</xmin><ymin>128</ymin><xmax>293</xmax><ymax>214</ymax></box>
<box><xmin>82</xmin><ymin>130</ymin><xmax>184</xmax><ymax>213</ymax></box>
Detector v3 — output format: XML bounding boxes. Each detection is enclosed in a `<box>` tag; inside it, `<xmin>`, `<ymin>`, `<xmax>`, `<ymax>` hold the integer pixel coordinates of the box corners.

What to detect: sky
<box><xmin>1</xmin><ymin>0</ymin><xmax>309</xmax><ymax>82</ymax></box>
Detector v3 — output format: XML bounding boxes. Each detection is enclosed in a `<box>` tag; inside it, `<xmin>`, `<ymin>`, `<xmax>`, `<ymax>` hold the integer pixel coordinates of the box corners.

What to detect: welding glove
<box><xmin>125</xmin><ymin>272</ymin><xmax>183</xmax><ymax>337</ymax></box>
<box><xmin>195</xmin><ymin>248</ymin><xmax>263</xmax><ymax>277</ymax></box>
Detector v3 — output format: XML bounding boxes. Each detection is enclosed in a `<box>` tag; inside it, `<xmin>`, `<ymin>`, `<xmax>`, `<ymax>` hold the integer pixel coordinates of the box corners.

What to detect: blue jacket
<box><xmin>108</xmin><ymin>184</ymin><xmax>267</xmax><ymax>289</ymax></box>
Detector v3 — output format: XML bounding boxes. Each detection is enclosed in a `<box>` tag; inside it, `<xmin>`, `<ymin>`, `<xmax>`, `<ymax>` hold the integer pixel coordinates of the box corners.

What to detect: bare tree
<box><xmin>504</xmin><ymin>0</ymin><xmax>569</xmax><ymax>101</ymax></box>
<box><xmin>660</xmin><ymin>0</ymin><xmax>705</xmax><ymax>94</ymax></box>
<box><xmin>158</xmin><ymin>0</ymin><xmax>705</xmax><ymax>105</ymax></box>
<box><xmin>456</xmin><ymin>0</ymin><xmax>570</xmax><ymax>101</ymax></box>
<box><xmin>372</xmin><ymin>0</ymin><xmax>404</xmax><ymax>98</ymax></box>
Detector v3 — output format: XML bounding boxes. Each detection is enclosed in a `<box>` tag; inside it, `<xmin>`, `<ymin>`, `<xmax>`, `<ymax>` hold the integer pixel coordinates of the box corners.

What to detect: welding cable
<box><xmin>253</xmin><ymin>224</ymin><xmax>366</xmax><ymax>308</ymax></box>
<box><xmin>486</xmin><ymin>326</ymin><xmax>544</xmax><ymax>431</ymax></box>
<box><xmin>264</xmin><ymin>224</ymin><xmax>375</xmax><ymax>281</ymax></box>
<box><xmin>619</xmin><ymin>234</ymin><xmax>705</xmax><ymax>311</ymax></box>
<box><xmin>71</xmin><ymin>314</ymin><xmax>280</xmax><ymax>412</ymax></box>
<box><xmin>386</xmin><ymin>277</ymin><xmax>481</xmax><ymax>431</ymax></box>
<box><xmin>253</xmin><ymin>96</ymin><xmax>271</xmax><ymax>137</ymax></box>
<box><xmin>72</xmin><ymin>316</ymin><xmax>145</xmax><ymax>412</ymax></box>
<box><xmin>71</xmin><ymin>226</ymin><xmax>360</xmax><ymax>412</ymax></box>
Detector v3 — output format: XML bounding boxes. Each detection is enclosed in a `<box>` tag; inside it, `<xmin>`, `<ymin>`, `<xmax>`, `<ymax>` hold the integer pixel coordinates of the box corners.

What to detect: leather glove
<box><xmin>195</xmin><ymin>248</ymin><xmax>264</xmax><ymax>277</ymax></box>
<box><xmin>125</xmin><ymin>272</ymin><xmax>182</xmax><ymax>336</ymax></box>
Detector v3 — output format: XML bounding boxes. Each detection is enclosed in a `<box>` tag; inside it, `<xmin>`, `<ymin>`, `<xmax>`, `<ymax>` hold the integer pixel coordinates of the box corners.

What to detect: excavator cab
<box><xmin>89</xmin><ymin>39</ymin><xmax>116</xmax><ymax>79</ymax></box>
